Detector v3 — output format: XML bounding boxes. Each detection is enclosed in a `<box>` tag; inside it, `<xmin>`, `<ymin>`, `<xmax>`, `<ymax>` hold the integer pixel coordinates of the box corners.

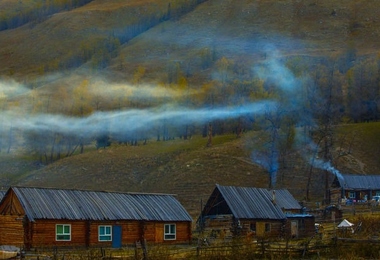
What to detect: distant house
<box><xmin>330</xmin><ymin>174</ymin><xmax>380</xmax><ymax>204</ymax></box>
<box><xmin>0</xmin><ymin>187</ymin><xmax>192</xmax><ymax>250</ymax></box>
<box><xmin>198</xmin><ymin>184</ymin><xmax>315</xmax><ymax>239</ymax></box>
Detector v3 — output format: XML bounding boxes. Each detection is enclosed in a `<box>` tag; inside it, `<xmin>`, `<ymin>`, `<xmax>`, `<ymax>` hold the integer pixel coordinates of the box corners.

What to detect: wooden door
<box><xmin>112</xmin><ymin>225</ymin><xmax>122</xmax><ymax>248</ymax></box>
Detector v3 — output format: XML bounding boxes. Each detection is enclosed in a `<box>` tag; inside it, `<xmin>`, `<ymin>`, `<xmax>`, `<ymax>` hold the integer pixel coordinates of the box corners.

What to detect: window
<box><xmin>250</xmin><ymin>223</ymin><xmax>256</xmax><ymax>232</ymax></box>
<box><xmin>56</xmin><ymin>224</ymin><xmax>71</xmax><ymax>241</ymax></box>
<box><xmin>164</xmin><ymin>224</ymin><xmax>176</xmax><ymax>240</ymax></box>
<box><xmin>99</xmin><ymin>226</ymin><xmax>112</xmax><ymax>241</ymax></box>
<box><xmin>349</xmin><ymin>191</ymin><xmax>355</xmax><ymax>199</ymax></box>
<box><xmin>265</xmin><ymin>223</ymin><xmax>271</xmax><ymax>232</ymax></box>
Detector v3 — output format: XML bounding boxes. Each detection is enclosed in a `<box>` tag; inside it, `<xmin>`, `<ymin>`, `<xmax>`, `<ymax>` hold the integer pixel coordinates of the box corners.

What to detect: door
<box><xmin>256</xmin><ymin>222</ymin><xmax>265</xmax><ymax>236</ymax></box>
<box><xmin>112</xmin><ymin>225</ymin><xmax>122</xmax><ymax>248</ymax></box>
<box><xmin>291</xmin><ymin>221</ymin><xmax>298</xmax><ymax>238</ymax></box>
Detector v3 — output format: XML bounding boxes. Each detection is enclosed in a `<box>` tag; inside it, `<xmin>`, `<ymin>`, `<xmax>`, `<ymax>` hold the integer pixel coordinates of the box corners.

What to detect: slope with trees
<box><xmin>0</xmin><ymin>0</ymin><xmax>379</xmax><ymax>207</ymax></box>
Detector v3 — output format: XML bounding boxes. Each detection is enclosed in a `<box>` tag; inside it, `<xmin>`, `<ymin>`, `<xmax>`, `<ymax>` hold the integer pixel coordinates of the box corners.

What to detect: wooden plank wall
<box><xmin>0</xmin><ymin>215</ymin><xmax>24</xmax><ymax>247</ymax></box>
<box><xmin>256</xmin><ymin>221</ymin><xmax>283</xmax><ymax>238</ymax></box>
<box><xmin>284</xmin><ymin>218</ymin><xmax>316</xmax><ymax>238</ymax></box>
<box><xmin>88</xmin><ymin>220</ymin><xmax>141</xmax><ymax>246</ymax></box>
<box><xmin>30</xmin><ymin>220</ymin><xmax>191</xmax><ymax>248</ymax></box>
<box><xmin>32</xmin><ymin>220</ymin><xmax>87</xmax><ymax>247</ymax></box>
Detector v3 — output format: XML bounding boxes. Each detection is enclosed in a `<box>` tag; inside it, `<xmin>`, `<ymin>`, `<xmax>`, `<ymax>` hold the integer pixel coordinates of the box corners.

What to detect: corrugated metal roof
<box><xmin>271</xmin><ymin>189</ymin><xmax>302</xmax><ymax>210</ymax></box>
<box><xmin>339</xmin><ymin>174</ymin><xmax>380</xmax><ymax>190</ymax></box>
<box><xmin>10</xmin><ymin>187</ymin><xmax>192</xmax><ymax>222</ymax></box>
<box><xmin>216</xmin><ymin>184</ymin><xmax>287</xmax><ymax>220</ymax></box>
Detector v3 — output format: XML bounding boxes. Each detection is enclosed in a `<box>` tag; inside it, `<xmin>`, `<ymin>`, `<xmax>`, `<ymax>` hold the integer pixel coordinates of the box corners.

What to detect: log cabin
<box><xmin>198</xmin><ymin>184</ymin><xmax>315</xmax><ymax>239</ymax></box>
<box><xmin>0</xmin><ymin>187</ymin><xmax>192</xmax><ymax>250</ymax></box>
<box><xmin>330</xmin><ymin>174</ymin><xmax>380</xmax><ymax>205</ymax></box>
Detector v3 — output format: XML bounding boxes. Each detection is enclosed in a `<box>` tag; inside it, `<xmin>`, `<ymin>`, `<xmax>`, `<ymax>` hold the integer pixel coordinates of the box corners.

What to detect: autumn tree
<box><xmin>133</xmin><ymin>65</ymin><xmax>146</xmax><ymax>86</ymax></box>
<box><xmin>71</xmin><ymin>79</ymin><xmax>93</xmax><ymax>154</ymax></box>
<box><xmin>176</xmin><ymin>75</ymin><xmax>194</xmax><ymax>139</ymax></box>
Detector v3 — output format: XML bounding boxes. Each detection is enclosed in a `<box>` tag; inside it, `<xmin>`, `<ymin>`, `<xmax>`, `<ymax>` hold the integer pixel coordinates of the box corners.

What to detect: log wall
<box><xmin>0</xmin><ymin>216</ymin><xmax>191</xmax><ymax>248</ymax></box>
<box><xmin>0</xmin><ymin>215</ymin><xmax>24</xmax><ymax>247</ymax></box>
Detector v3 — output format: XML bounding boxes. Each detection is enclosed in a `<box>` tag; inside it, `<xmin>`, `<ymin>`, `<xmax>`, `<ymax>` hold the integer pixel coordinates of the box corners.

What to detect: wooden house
<box><xmin>0</xmin><ymin>187</ymin><xmax>192</xmax><ymax>250</ymax></box>
<box><xmin>198</xmin><ymin>184</ymin><xmax>315</xmax><ymax>239</ymax></box>
<box><xmin>330</xmin><ymin>174</ymin><xmax>380</xmax><ymax>204</ymax></box>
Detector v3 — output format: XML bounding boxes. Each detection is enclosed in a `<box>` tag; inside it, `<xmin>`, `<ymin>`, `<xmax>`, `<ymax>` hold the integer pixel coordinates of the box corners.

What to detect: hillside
<box><xmin>17</xmin><ymin>122</ymin><xmax>380</xmax><ymax>218</ymax></box>
<box><xmin>1</xmin><ymin>0</ymin><xmax>380</xmax><ymax>79</ymax></box>
<box><xmin>112</xmin><ymin>0</ymin><xmax>380</xmax><ymax>80</ymax></box>
<box><xmin>0</xmin><ymin>0</ymin><xmax>380</xmax><ymax>220</ymax></box>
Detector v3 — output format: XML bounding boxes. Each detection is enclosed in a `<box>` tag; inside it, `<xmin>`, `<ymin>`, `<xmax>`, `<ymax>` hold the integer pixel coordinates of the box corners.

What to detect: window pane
<box><xmin>99</xmin><ymin>226</ymin><xmax>105</xmax><ymax>235</ymax></box>
<box><xmin>165</xmin><ymin>225</ymin><xmax>169</xmax><ymax>233</ymax></box>
<box><xmin>170</xmin><ymin>225</ymin><xmax>175</xmax><ymax>233</ymax></box>
<box><xmin>64</xmin><ymin>226</ymin><xmax>70</xmax><ymax>234</ymax></box>
<box><xmin>165</xmin><ymin>234</ymin><xmax>175</xmax><ymax>240</ymax></box>
<box><xmin>105</xmin><ymin>226</ymin><xmax>111</xmax><ymax>235</ymax></box>
<box><xmin>57</xmin><ymin>225</ymin><xmax>63</xmax><ymax>234</ymax></box>
<box><xmin>99</xmin><ymin>236</ymin><xmax>111</xmax><ymax>241</ymax></box>
<box><xmin>57</xmin><ymin>235</ymin><xmax>70</xmax><ymax>240</ymax></box>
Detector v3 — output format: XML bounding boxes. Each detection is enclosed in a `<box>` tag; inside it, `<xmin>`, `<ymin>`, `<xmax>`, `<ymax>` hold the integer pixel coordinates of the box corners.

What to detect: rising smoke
<box><xmin>0</xmin><ymin>49</ymin><xmax>342</xmax><ymax>187</ymax></box>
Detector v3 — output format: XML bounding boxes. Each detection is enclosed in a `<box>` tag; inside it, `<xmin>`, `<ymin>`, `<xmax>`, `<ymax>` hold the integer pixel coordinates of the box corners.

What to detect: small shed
<box><xmin>198</xmin><ymin>184</ymin><xmax>315</xmax><ymax>239</ymax></box>
<box><xmin>0</xmin><ymin>187</ymin><xmax>192</xmax><ymax>250</ymax></box>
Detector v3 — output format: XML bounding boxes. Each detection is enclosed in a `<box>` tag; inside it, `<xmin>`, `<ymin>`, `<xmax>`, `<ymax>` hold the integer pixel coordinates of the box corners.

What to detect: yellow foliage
<box><xmin>133</xmin><ymin>65</ymin><xmax>146</xmax><ymax>85</ymax></box>
<box><xmin>72</xmin><ymin>79</ymin><xmax>93</xmax><ymax>116</ymax></box>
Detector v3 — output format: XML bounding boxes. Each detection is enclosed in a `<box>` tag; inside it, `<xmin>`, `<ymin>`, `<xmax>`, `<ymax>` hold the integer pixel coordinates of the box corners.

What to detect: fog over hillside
<box><xmin>0</xmin><ymin>0</ymin><xmax>379</xmax><ymax>203</ymax></box>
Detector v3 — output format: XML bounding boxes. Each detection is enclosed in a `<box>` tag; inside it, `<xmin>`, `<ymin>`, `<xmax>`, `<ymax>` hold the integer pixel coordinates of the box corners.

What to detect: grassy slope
<box><xmin>0</xmin><ymin>0</ymin><xmax>172</xmax><ymax>76</ymax></box>
<box><xmin>110</xmin><ymin>0</ymin><xmax>380</xmax><ymax>80</ymax></box>
<box><xmin>18</xmin><ymin>122</ymin><xmax>380</xmax><ymax>218</ymax></box>
<box><xmin>0</xmin><ymin>0</ymin><xmax>380</xmax><ymax>218</ymax></box>
<box><xmin>1</xmin><ymin>0</ymin><xmax>380</xmax><ymax>78</ymax></box>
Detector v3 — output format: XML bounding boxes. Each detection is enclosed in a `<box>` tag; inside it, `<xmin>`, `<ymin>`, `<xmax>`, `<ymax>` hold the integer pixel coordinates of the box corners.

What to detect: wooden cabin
<box><xmin>0</xmin><ymin>187</ymin><xmax>192</xmax><ymax>250</ymax></box>
<box><xmin>330</xmin><ymin>174</ymin><xmax>380</xmax><ymax>204</ymax></box>
<box><xmin>198</xmin><ymin>184</ymin><xmax>315</xmax><ymax>239</ymax></box>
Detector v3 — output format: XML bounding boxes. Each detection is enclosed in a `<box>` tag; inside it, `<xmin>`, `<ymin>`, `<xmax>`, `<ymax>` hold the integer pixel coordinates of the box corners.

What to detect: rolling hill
<box><xmin>15</xmin><ymin>122</ymin><xmax>380</xmax><ymax>218</ymax></box>
<box><xmin>0</xmin><ymin>0</ymin><xmax>379</xmax><ymax>219</ymax></box>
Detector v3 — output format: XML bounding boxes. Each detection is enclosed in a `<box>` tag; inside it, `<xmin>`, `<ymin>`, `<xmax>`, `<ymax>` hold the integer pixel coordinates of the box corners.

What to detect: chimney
<box><xmin>272</xmin><ymin>190</ymin><xmax>276</xmax><ymax>205</ymax></box>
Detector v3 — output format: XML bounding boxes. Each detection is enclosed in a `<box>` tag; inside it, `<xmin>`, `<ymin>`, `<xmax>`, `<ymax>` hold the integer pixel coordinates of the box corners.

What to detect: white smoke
<box><xmin>0</xmin><ymin>101</ymin><xmax>277</xmax><ymax>137</ymax></box>
<box><xmin>0</xmin><ymin>78</ymin><xmax>30</xmax><ymax>99</ymax></box>
<box><xmin>309</xmin><ymin>157</ymin><xmax>344</xmax><ymax>181</ymax></box>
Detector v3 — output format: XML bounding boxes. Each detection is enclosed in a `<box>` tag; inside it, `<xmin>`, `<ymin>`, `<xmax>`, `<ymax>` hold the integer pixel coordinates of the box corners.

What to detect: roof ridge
<box><xmin>11</xmin><ymin>186</ymin><xmax>177</xmax><ymax>196</ymax></box>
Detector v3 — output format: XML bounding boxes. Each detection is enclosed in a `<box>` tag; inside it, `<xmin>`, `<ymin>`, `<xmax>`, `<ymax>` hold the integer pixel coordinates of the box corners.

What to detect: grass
<box><xmin>336</xmin><ymin>122</ymin><xmax>380</xmax><ymax>173</ymax></box>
